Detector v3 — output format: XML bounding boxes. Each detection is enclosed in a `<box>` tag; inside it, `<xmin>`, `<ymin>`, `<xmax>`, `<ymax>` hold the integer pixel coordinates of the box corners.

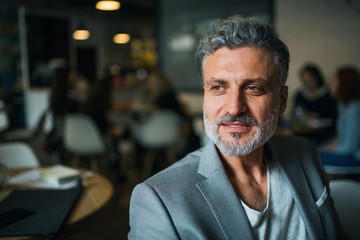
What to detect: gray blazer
<box><xmin>128</xmin><ymin>134</ymin><xmax>348</xmax><ymax>239</ymax></box>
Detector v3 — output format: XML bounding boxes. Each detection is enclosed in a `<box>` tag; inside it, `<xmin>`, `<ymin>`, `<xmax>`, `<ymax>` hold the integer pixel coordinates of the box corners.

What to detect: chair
<box><xmin>30</xmin><ymin>108</ymin><xmax>54</xmax><ymax>139</ymax></box>
<box><xmin>135</xmin><ymin>110</ymin><xmax>182</xmax><ymax>180</ymax></box>
<box><xmin>329</xmin><ymin>179</ymin><xmax>360</xmax><ymax>239</ymax></box>
<box><xmin>0</xmin><ymin>142</ymin><xmax>40</xmax><ymax>169</ymax></box>
<box><xmin>63</xmin><ymin>114</ymin><xmax>106</xmax><ymax>172</ymax></box>
<box><xmin>0</xmin><ymin>100</ymin><xmax>10</xmax><ymax>134</ymax></box>
<box><xmin>0</xmin><ymin>110</ymin><xmax>9</xmax><ymax>133</ymax></box>
<box><xmin>1</xmin><ymin>108</ymin><xmax>53</xmax><ymax>142</ymax></box>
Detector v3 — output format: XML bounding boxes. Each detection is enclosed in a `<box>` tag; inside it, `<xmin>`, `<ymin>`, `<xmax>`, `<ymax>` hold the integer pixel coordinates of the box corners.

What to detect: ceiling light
<box><xmin>96</xmin><ymin>1</ymin><xmax>121</xmax><ymax>11</ymax></box>
<box><xmin>73</xmin><ymin>30</ymin><xmax>90</xmax><ymax>40</ymax></box>
<box><xmin>113</xmin><ymin>33</ymin><xmax>131</xmax><ymax>44</ymax></box>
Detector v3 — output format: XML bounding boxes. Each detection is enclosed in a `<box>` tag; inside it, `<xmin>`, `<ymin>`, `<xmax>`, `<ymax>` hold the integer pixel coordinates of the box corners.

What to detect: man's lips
<box><xmin>221</xmin><ymin>122</ymin><xmax>253</xmax><ymax>130</ymax></box>
<box><xmin>216</xmin><ymin>113</ymin><xmax>258</xmax><ymax>127</ymax></box>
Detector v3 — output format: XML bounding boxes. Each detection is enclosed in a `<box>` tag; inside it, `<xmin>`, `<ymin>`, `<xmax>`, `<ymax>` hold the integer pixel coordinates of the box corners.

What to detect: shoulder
<box><xmin>130</xmin><ymin>147</ymin><xmax>207</xmax><ymax>217</ymax></box>
<box><xmin>266</xmin><ymin>134</ymin><xmax>329</xmax><ymax>191</ymax></box>
<box><xmin>140</xmin><ymin>148</ymin><xmax>204</xmax><ymax>189</ymax></box>
<box><xmin>339</xmin><ymin>100</ymin><xmax>360</xmax><ymax>115</ymax></box>
<box><xmin>268</xmin><ymin>133</ymin><xmax>320</xmax><ymax>160</ymax></box>
<box><xmin>266</xmin><ymin>133</ymin><xmax>322</xmax><ymax>169</ymax></box>
<box><xmin>349</xmin><ymin>100</ymin><xmax>360</xmax><ymax>111</ymax></box>
<box><xmin>268</xmin><ymin>133</ymin><xmax>314</xmax><ymax>150</ymax></box>
<box><xmin>319</xmin><ymin>91</ymin><xmax>337</xmax><ymax>104</ymax></box>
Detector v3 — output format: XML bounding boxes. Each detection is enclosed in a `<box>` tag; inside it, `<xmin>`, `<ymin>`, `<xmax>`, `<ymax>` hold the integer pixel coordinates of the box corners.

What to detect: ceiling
<box><xmin>4</xmin><ymin>0</ymin><xmax>157</xmax><ymax>22</ymax></box>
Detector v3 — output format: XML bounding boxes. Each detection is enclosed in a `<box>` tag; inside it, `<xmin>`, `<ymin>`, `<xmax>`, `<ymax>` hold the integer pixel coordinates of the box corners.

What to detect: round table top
<box><xmin>67</xmin><ymin>171</ymin><xmax>114</xmax><ymax>223</ymax></box>
<box><xmin>0</xmin><ymin>167</ymin><xmax>114</xmax><ymax>239</ymax></box>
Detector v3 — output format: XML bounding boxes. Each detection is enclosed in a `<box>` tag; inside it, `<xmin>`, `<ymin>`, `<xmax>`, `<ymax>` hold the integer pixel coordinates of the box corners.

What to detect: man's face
<box><xmin>202</xmin><ymin>47</ymin><xmax>288</xmax><ymax>157</ymax></box>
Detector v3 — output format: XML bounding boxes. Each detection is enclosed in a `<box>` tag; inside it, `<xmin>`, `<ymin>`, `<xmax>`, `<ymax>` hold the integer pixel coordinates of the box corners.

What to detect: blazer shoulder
<box><xmin>266</xmin><ymin>133</ymin><xmax>322</xmax><ymax>171</ymax></box>
<box><xmin>269</xmin><ymin>133</ymin><xmax>315</xmax><ymax>151</ymax></box>
<box><xmin>143</xmin><ymin>147</ymin><xmax>204</xmax><ymax>187</ymax></box>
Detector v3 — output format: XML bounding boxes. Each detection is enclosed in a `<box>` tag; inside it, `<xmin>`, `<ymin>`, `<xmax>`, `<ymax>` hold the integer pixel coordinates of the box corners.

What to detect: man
<box><xmin>128</xmin><ymin>15</ymin><xmax>347</xmax><ymax>239</ymax></box>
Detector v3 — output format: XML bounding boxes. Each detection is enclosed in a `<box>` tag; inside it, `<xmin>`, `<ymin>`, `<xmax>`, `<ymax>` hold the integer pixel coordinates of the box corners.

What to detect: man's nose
<box><xmin>226</xmin><ymin>91</ymin><xmax>248</xmax><ymax>116</ymax></box>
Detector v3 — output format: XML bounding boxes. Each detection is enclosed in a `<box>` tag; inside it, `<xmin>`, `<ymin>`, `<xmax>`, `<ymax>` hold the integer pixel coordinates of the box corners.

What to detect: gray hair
<box><xmin>195</xmin><ymin>15</ymin><xmax>290</xmax><ymax>88</ymax></box>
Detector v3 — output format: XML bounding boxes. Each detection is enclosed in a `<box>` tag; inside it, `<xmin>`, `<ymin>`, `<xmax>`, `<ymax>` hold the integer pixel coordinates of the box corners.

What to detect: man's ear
<box><xmin>279</xmin><ymin>86</ymin><xmax>288</xmax><ymax>114</ymax></box>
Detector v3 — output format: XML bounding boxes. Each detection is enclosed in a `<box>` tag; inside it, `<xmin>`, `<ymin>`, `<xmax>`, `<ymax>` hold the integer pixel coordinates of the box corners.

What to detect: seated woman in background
<box><xmin>145</xmin><ymin>70</ymin><xmax>185</xmax><ymax>117</ymax></box>
<box><xmin>291</xmin><ymin>63</ymin><xmax>337</xmax><ymax>144</ymax></box>
<box><xmin>321</xmin><ymin>65</ymin><xmax>360</xmax><ymax>167</ymax></box>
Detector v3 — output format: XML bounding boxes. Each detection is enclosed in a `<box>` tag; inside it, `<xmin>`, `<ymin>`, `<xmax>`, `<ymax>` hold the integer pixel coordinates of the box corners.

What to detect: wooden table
<box><xmin>0</xmin><ymin>168</ymin><xmax>114</xmax><ymax>239</ymax></box>
<box><xmin>66</xmin><ymin>171</ymin><xmax>113</xmax><ymax>224</ymax></box>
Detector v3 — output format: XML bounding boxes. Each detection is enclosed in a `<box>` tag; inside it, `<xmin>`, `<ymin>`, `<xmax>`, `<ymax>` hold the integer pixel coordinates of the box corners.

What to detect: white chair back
<box><xmin>330</xmin><ymin>179</ymin><xmax>360</xmax><ymax>239</ymax></box>
<box><xmin>0</xmin><ymin>142</ymin><xmax>40</xmax><ymax>169</ymax></box>
<box><xmin>0</xmin><ymin>110</ymin><xmax>9</xmax><ymax>132</ymax></box>
<box><xmin>136</xmin><ymin>111</ymin><xmax>182</xmax><ymax>149</ymax></box>
<box><xmin>64</xmin><ymin>114</ymin><xmax>105</xmax><ymax>156</ymax></box>
<box><xmin>37</xmin><ymin>109</ymin><xmax>54</xmax><ymax>135</ymax></box>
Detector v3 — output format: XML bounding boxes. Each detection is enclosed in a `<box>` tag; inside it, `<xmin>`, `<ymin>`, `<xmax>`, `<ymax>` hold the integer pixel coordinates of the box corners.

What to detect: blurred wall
<box><xmin>275</xmin><ymin>0</ymin><xmax>360</xmax><ymax>117</ymax></box>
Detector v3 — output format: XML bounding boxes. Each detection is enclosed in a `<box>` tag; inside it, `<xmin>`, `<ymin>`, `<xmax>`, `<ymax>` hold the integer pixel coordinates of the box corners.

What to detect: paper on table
<box><xmin>8</xmin><ymin>169</ymin><xmax>77</xmax><ymax>189</ymax></box>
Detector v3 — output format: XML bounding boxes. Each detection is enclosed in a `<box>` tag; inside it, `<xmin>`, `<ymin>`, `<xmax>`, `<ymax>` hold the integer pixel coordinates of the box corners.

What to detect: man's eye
<box><xmin>213</xmin><ymin>85</ymin><xmax>223</xmax><ymax>91</ymax></box>
<box><xmin>245</xmin><ymin>86</ymin><xmax>264</xmax><ymax>95</ymax></box>
<box><xmin>247</xmin><ymin>86</ymin><xmax>258</xmax><ymax>91</ymax></box>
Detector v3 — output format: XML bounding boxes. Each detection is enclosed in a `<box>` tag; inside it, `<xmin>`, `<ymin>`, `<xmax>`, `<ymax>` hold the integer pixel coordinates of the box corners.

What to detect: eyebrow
<box><xmin>204</xmin><ymin>78</ymin><xmax>228</xmax><ymax>85</ymax></box>
<box><xmin>205</xmin><ymin>77</ymin><xmax>271</xmax><ymax>88</ymax></box>
<box><xmin>243</xmin><ymin>78</ymin><xmax>270</xmax><ymax>86</ymax></box>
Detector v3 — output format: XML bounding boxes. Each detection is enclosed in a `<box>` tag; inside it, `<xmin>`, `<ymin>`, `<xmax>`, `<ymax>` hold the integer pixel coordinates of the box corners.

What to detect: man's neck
<box><xmin>219</xmin><ymin>146</ymin><xmax>268</xmax><ymax>211</ymax></box>
<box><xmin>219</xmin><ymin>146</ymin><xmax>266</xmax><ymax>181</ymax></box>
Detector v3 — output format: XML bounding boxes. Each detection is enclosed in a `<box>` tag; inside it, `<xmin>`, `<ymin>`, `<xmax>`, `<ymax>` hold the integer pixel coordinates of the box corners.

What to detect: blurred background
<box><xmin>0</xmin><ymin>0</ymin><xmax>358</xmax><ymax>131</ymax></box>
<box><xmin>0</xmin><ymin>0</ymin><xmax>360</xmax><ymax>239</ymax></box>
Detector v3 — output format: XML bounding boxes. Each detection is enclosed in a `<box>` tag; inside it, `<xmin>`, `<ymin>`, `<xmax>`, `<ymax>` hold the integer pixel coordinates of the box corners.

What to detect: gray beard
<box><xmin>203</xmin><ymin>103</ymin><xmax>279</xmax><ymax>157</ymax></box>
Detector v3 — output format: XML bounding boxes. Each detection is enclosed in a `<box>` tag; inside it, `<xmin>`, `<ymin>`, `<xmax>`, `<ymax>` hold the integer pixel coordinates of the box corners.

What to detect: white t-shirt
<box><xmin>241</xmin><ymin>156</ymin><xmax>308</xmax><ymax>239</ymax></box>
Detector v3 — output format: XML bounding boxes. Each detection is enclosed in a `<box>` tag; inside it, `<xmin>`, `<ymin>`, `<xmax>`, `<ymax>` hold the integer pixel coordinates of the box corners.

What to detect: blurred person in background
<box><xmin>321</xmin><ymin>66</ymin><xmax>360</xmax><ymax>168</ymax></box>
<box><xmin>144</xmin><ymin>69</ymin><xmax>185</xmax><ymax>117</ymax></box>
<box><xmin>80</xmin><ymin>76</ymin><xmax>127</xmax><ymax>173</ymax></box>
<box><xmin>144</xmin><ymin>69</ymin><xmax>201</xmax><ymax>154</ymax></box>
<box><xmin>132</xmin><ymin>69</ymin><xmax>194</xmax><ymax>173</ymax></box>
<box><xmin>291</xmin><ymin>63</ymin><xmax>337</xmax><ymax>144</ymax></box>
<box><xmin>80</xmin><ymin>76</ymin><xmax>112</xmax><ymax>134</ymax></box>
<box><xmin>44</xmin><ymin>61</ymin><xmax>79</xmax><ymax>155</ymax></box>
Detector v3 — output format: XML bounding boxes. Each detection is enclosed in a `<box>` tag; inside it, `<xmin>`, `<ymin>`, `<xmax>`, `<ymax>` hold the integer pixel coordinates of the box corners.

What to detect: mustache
<box><xmin>216</xmin><ymin>113</ymin><xmax>258</xmax><ymax>126</ymax></box>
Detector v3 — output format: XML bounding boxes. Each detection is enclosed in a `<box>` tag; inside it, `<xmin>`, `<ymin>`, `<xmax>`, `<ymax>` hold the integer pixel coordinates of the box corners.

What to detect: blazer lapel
<box><xmin>196</xmin><ymin>142</ymin><xmax>254</xmax><ymax>240</ymax></box>
<box><xmin>266</xmin><ymin>137</ymin><xmax>325</xmax><ymax>240</ymax></box>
